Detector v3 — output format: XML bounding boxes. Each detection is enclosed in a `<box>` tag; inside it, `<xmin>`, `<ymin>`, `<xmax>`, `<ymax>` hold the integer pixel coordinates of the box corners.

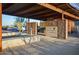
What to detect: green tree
<box><xmin>14</xmin><ymin>17</ymin><xmax>26</xmax><ymax>32</ymax></box>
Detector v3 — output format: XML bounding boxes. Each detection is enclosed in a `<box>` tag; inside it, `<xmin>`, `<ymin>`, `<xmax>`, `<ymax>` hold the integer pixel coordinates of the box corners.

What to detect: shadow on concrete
<box><xmin>68</xmin><ymin>31</ymin><xmax>79</xmax><ymax>38</ymax></box>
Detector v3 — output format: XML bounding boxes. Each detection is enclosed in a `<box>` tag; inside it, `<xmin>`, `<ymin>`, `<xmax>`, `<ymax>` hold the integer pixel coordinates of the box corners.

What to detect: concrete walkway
<box><xmin>0</xmin><ymin>35</ymin><xmax>79</xmax><ymax>55</ymax></box>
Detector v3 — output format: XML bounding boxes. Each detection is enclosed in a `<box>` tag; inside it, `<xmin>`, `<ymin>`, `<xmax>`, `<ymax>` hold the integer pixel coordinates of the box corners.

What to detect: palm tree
<box><xmin>14</xmin><ymin>17</ymin><xmax>26</xmax><ymax>32</ymax></box>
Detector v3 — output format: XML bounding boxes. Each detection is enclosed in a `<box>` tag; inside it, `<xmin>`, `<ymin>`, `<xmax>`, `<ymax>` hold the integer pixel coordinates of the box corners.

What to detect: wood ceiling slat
<box><xmin>3</xmin><ymin>4</ymin><xmax>35</xmax><ymax>15</ymax></box>
<box><xmin>24</xmin><ymin>9</ymin><xmax>52</xmax><ymax>17</ymax></box>
<box><xmin>33</xmin><ymin>12</ymin><xmax>58</xmax><ymax>18</ymax></box>
<box><xmin>2</xmin><ymin>3</ymin><xmax>14</xmax><ymax>11</ymax></box>
<box><xmin>15</xmin><ymin>4</ymin><xmax>43</xmax><ymax>15</ymax></box>
<box><xmin>16</xmin><ymin>6</ymin><xmax>46</xmax><ymax>17</ymax></box>
<box><xmin>26</xmin><ymin>11</ymin><xmax>59</xmax><ymax>19</ymax></box>
<box><xmin>4</xmin><ymin>4</ymin><xmax>31</xmax><ymax>13</ymax></box>
<box><xmin>13</xmin><ymin>4</ymin><xmax>34</xmax><ymax>14</ymax></box>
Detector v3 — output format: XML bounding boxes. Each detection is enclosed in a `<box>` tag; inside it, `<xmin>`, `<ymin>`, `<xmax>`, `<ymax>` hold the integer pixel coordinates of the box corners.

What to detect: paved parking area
<box><xmin>0</xmin><ymin>35</ymin><xmax>79</xmax><ymax>55</ymax></box>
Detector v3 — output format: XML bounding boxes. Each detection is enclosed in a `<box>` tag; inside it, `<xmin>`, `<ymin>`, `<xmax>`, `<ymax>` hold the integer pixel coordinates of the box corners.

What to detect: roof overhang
<box><xmin>2</xmin><ymin>3</ymin><xmax>79</xmax><ymax>21</ymax></box>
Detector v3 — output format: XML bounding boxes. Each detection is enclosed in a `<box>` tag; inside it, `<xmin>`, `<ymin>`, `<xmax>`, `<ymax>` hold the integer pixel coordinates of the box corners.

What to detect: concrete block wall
<box><xmin>26</xmin><ymin>18</ymin><xmax>68</xmax><ymax>39</ymax></box>
<box><xmin>57</xmin><ymin>19</ymin><xmax>68</xmax><ymax>39</ymax></box>
<box><xmin>40</xmin><ymin>19</ymin><xmax>57</xmax><ymax>27</ymax></box>
<box><xmin>26</xmin><ymin>22</ymin><xmax>37</xmax><ymax>35</ymax></box>
<box><xmin>46</xmin><ymin>18</ymin><xmax>68</xmax><ymax>39</ymax></box>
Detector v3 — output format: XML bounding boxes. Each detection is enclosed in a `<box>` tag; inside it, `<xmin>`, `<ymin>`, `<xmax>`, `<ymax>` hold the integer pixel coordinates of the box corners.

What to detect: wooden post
<box><xmin>66</xmin><ymin>19</ymin><xmax>68</xmax><ymax>39</ymax></box>
<box><xmin>62</xmin><ymin>11</ymin><xmax>64</xmax><ymax>20</ymax></box>
<box><xmin>0</xmin><ymin>3</ymin><xmax>2</xmax><ymax>52</ymax></box>
<box><xmin>26</xmin><ymin>18</ymin><xmax>29</xmax><ymax>34</ymax></box>
<box><xmin>27</xmin><ymin>18</ymin><xmax>30</xmax><ymax>22</ymax></box>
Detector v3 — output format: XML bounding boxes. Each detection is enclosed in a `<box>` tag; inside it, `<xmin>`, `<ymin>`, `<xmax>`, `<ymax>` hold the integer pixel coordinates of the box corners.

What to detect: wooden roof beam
<box><xmin>38</xmin><ymin>3</ymin><xmax>79</xmax><ymax>20</ymax></box>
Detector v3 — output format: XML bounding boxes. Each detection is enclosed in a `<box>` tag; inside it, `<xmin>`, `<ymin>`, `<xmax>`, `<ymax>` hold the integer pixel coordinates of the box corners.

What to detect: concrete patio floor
<box><xmin>0</xmin><ymin>35</ymin><xmax>79</xmax><ymax>55</ymax></box>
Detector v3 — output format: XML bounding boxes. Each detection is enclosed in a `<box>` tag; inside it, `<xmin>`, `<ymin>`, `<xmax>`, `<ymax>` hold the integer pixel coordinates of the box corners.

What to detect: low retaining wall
<box><xmin>2</xmin><ymin>35</ymin><xmax>40</xmax><ymax>49</ymax></box>
<box><xmin>2</xmin><ymin>32</ymin><xmax>20</xmax><ymax>37</ymax></box>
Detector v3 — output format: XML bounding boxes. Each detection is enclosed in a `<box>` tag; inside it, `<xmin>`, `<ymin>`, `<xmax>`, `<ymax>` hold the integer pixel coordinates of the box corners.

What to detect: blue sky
<box><xmin>2</xmin><ymin>14</ymin><xmax>16</xmax><ymax>26</ymax></box>
<box><xmin>70</xmin><ymin>3</ymin><xmax>79</xmax><ymax>10</ymax></box>
<box><xmin>2</xmin><ymin>14</ymin><xmax>40</xmax><ymax>26</ymax></box>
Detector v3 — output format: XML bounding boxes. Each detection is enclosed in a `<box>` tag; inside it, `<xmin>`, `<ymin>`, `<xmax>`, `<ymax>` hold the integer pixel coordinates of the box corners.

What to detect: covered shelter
<box><xmin>0</xmin><ymin>3</ymin><xmax>79</xmax><ymax>51</ymax></box>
